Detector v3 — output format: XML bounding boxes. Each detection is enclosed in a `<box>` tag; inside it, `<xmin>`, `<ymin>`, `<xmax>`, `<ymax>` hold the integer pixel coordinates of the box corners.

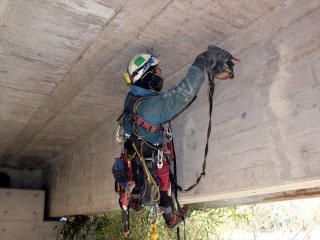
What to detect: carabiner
<box><xmin>157</xmin><ymin>149</ymin><xmax>163</xmax><ymax>169</ymax></box>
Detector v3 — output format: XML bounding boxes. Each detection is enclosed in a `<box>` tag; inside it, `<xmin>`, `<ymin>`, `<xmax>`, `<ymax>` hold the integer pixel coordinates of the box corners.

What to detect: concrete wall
<box><xmin>0</xmin><ymin>189</ymin><xmax>60</xmax><ymax>240</ymax></box>
<box><xmin>175</xmin><ymin>1</ymin><xmax>320</xmax><ymax>204</ymax></box>
<box><xmin>0</xmin><ymin>167</ymin><xmax>45</xmax><ymax>189</ymax></box>
<box><xmin>48</xmin><ymin>121</ymin><xmax>121</xmax><ymax>216</ymax></box>
<box><xmin>48</xmin><ymin>1</ymin><xmax>320</xmax><ymax>216</ymax></box>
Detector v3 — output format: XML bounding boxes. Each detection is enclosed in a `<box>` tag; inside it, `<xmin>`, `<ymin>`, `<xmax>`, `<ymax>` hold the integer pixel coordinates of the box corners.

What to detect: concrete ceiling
<box><xmin>0</xmin><ymin>0</ymin><xmax>286</xmax><ymax>170</ymax></box>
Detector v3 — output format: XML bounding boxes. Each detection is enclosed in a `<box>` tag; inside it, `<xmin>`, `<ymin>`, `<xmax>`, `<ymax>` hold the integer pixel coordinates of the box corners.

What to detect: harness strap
<box><xmin>135</xmin><ymin>115</ymin><xmax>161</xmax><ymax>132</ymax></box>
<box><xmin>166</xmin><ymin>122</ymin><xmax>186</xmax><ymax>240</ymax></box>
<box><xmin>132</xmin><ymin>143</ymin><xmax>160</xmax><ymax>203</ymax></box>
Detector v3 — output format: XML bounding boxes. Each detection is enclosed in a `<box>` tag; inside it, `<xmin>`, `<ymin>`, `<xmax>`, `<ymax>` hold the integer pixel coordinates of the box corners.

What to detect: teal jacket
<box><xmin>123</xmin><ymin>65</ymin><xmax>205</xmax><ymax>145</ymax></box>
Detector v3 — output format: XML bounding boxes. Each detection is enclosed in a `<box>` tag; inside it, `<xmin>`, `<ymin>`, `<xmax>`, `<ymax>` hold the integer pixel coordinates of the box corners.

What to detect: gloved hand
<box><xmin>193</xmin><ymin>45</ymin><xmax>232</xmax><ymax>71</ymax></box>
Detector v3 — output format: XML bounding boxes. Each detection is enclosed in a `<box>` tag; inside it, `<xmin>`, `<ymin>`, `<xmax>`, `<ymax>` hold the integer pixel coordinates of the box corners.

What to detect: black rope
<box><xmin>170</xmin><ymin>127</ymin><xmax>186</xmax><ymax>240</ymax></box>
<box><xmin>174</xmin><ymin>56</ymin><xmax>237</xmax><ymax>191</ymax></box>
<box><xmin>168</xmin><ymin>122</ymin><xmax>181</xmax><ymax>240</ymax></box>
<box><xmin>170</xmin><ymin>72</ymin><xmax>216</xmax><ymax>239</ymax></box>
<box><xmin>176</xmin><ymin>72</ymin><xmax>215</xmax><ymax>192</ymax></box>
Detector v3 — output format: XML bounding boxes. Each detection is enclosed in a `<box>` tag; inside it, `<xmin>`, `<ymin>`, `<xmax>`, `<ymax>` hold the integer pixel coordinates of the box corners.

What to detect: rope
<box><xmin>164</xmin><ymin>122</ymin><xmax>186</xmax><ymax>240</ymax></box>
<box><xmin>176</xmin><ymin>72</ymin><xmax>215</xmax><ymax>192</ymax></box>
<box><xmin>132</xmin><ymin>143</ymin><xmax>160</xmax><ymax>203</ymax></box>
<box><xmin>165</xmin><ymin>72</ymin><xmax>216</xmax><ymax>238</ymax></box>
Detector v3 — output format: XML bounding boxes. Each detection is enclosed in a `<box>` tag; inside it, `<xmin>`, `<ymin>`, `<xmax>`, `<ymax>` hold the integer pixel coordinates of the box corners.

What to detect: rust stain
<box><xmin>263</xmin><ymin>188</ymin><xmax>320</xmax><ymax>202</ymax></box>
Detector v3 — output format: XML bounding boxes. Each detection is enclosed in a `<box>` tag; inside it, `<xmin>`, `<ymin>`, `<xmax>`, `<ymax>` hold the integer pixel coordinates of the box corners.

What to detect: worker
<box><xmin>115</xmin><ymin>45</ymin><xmax>235</xmax><ymax>230</ymax></box>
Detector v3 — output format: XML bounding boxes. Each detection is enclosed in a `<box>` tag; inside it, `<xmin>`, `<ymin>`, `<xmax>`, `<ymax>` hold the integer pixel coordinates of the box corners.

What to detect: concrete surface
<box><xmin>0</xmin><ymin>0</ymin><xmax>319</xmax><ymax>219</ymax></box>
<box><xmin>0</xmin><ymin>188</ymin><xmax>61</xmax><ymax>240</ymax></box>
<box><xmin>48</xmin><ymin>0</ymin><xmax>319</xmax><ymax>216</ymax></box>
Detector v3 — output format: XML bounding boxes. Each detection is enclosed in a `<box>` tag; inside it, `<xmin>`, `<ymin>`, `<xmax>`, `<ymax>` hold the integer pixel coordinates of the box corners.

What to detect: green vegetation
<box><xmin>53</xmin><ymin>209</ymin><xmax>176</xmax><ymax>240</ymax></box>
<box><xmin>54</xmin><ymin>198</ymin><xmax>320</xmax><ymax>240</ymax></box>
<box><xmin>54</xmin><ymin>206</ymin><xmax>248</xmax><ymax>240</ymax></box>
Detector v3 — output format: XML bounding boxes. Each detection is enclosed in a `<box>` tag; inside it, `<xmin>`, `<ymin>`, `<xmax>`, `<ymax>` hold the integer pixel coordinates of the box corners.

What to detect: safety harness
<box><xmin>114</xmin><ymin>94</ymin><xmax>181</xmax><ymax>239</ymax></box>
<box><xmin>114</xmin><ymin>83</ymin><xmax>212</xmax><ymax>239</ymax></box>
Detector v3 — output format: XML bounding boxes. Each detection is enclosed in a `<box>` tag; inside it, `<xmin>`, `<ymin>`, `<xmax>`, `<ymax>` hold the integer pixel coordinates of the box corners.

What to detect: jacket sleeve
<box><xmin>136</xmin><ymin>65</ymin><xmax>205</xmax><ymax>126</ymax></box>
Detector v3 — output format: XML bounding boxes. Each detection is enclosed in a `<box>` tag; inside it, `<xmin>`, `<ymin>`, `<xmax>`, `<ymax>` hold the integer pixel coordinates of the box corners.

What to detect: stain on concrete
<box><xmin>269</xmin><ymin>67</ymin><xmax>290</xmax><ymax>120</ymax></box>
<box><xmin>264</xmin><ymin>40</ymin><xmax>291</xmax><ymax>121</ymax></box>
<box><xmin>241</xmin><ymin>112</ymin><xmax>247</xmax><ymax>119</ymax></box>
<box><xmin>301</xmin><ymin>149</ymin><xmax>309</xmax><ymax>160</ymax></box>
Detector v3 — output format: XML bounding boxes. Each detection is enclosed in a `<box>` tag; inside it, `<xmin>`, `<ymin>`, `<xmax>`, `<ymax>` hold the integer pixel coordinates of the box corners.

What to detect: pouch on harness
<box><xmin>113</xmin><ymin>141</ymin><xmax>160</xmax><ymax>208</ymax></box>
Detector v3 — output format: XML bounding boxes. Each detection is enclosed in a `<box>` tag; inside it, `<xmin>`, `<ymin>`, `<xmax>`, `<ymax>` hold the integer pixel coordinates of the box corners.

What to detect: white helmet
<box><xmin>127</xmin><ymin>53</ymin><xmax>159</xmax><ymax>83</ymax></box>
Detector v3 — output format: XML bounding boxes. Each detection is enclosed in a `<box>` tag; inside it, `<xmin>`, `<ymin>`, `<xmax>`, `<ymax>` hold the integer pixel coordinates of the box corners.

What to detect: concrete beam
<box><xmin>48</xmin><ymin>0</ymin><xmax>320</xmax><ymax>216</ymax></box>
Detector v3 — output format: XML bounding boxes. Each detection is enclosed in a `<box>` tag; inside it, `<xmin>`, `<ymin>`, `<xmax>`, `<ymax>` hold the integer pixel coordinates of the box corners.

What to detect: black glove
<box><xmin>193</xmin><ymin>45</ymin><xmax>232</xmax><ymax>71</ymax></box>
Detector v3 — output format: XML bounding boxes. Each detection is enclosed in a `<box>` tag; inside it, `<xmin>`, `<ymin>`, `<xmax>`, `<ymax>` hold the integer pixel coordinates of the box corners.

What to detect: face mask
<box><xmin>149</xmin><ymin>75</ymin><xmax>163</xmax><ymax>93</ymax></box>
<box><xmin>135</xmin><ymin>69</ymin><xmax>163</xmax><ymax>93</ymax></box>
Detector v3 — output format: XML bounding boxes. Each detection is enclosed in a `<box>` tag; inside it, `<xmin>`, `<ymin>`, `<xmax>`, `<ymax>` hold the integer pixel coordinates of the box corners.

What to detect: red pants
<box><xmin>156</xmin><ymin>161</ymin><xmax>171</xmax><ymax>191</ymax></box>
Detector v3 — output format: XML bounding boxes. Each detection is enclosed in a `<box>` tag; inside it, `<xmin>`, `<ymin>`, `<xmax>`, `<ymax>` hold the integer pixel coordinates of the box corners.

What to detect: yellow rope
<box><xmin>132</xmin><ymin>143</ymin><xmax>160</xmax><ymax>202</ymax></box>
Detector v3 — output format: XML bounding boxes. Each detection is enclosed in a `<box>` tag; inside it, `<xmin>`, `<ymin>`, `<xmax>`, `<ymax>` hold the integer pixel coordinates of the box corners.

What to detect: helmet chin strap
<box><xmin>139</xmin><ymin>69</ymin><xmax>163</xmax><ymax>94</ymax></box>
<box><xmin>150</xmin><ymin>73</ymin><xmax>163</xmax><ymax>94</ymax></box>
<box><xmin>148</xmin><ymin>70</ymin><xmax>156</xmax><ymax>91</ymax></box>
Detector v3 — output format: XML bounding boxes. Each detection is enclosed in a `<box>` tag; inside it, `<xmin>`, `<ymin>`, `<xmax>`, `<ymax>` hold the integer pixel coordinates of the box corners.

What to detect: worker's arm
<box><xmin>137</xmin><ymin>65</ymin><xmax>205</xmax><ymax>125</ymax></box>
<box><xmin>137</xmin><ymin>45</ymin><xmax>234</xmax><ymax>125</ymax></box>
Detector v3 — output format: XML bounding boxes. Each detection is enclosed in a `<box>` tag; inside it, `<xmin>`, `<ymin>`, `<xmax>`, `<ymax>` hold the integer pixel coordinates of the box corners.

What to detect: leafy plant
<box><xmin>183</xmin><ymin>206</ymin><xmax>249</xmax><ymax>240</ymax></box>
<box><xmin>54</xmin><ymin>209</ymin><xmax>176</xmax><ymax>240</ymax></box>
<box><xmin>54</xmin><ymin>198</ymin><xmax>320</xmax><ymax>240</ymax></box>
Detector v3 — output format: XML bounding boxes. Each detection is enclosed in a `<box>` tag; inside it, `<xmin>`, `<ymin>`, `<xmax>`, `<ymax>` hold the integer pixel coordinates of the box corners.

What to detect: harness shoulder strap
<box><xmin>128</xmin><ymin>94</ymin><xmax>162</xmax><ymax>133</ymax></box>
<box><xmin>124</xmin><ymin>93</ymin><xmax>148</xmax><ymax>115</ymax></box>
